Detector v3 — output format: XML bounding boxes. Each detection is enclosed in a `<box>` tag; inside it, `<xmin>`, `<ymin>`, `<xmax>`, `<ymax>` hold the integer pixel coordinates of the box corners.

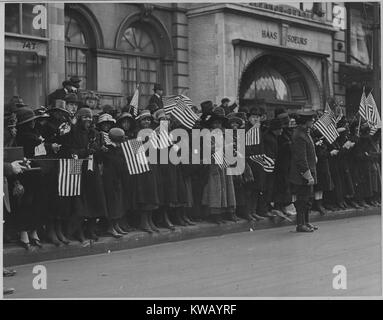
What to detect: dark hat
<box><xmin>69</xmin><ymin>76</ymin><xmax>81</xmax><ymax>88</ymax></box>
<box><xmin>64</xmin><ymin>93</ymin><xmax>80</xmax><ymax>103</ymax></box>
<box><xmin>16</xmin><ymin>107</ymin><xmax>38</xmax><ymax>125</ymax></box>
<box><xmin>102</xmin><ymin>104</ymin><xmax>116</xmax><ymax>114</ymax></box>
<box><xmin>274</xmin><ymin>107</ymin><xmax>287</xmax><ymax>118</ymax></box>
<box><xmin>221</xmin><ymin>97</ymin><xmax>230</xmax><ymax>104</ymax></box>
<box><xmin>200</xmin><ymin>100</ymin><xmax>214</xmax><ymax>115</ymax></box>
<box><xmin>9</xmin><ymin>95</ymin><xmax>28</xmax><ymax>108</ymax></box>
<box><xmin>205</xmin><ymin>106</ymin><xmax>227</xmax><ymax>127</ymax></box>
<box><xmin>49</xmin><ymin>99</ymin><xmax>70</xmax><ymax>114</ymax></box>
<box><xmin>296</xmin><ymin>109</ymin><xmax>315</xmax><ymax>122</ymax></box>
<box><xmin>227</xmin><ymin>112</ymin><xmax>246</xmax><ymax>127</ymax></box>
<box><xmin>136</xmin><ymin>109</ymin><xmax>153</xmax><ymax>121</ymax></box>
<box><xmin>62</xmin><ymin>80</ymin><xmax>72</xmax><ymax>87</ymax></box>
<box><xmin>337</xmin><ymin>116</ymin><xmax>347</xmax><ymax>128</ymax></box>
<box><xmin>109</xmin><ymin>128</ymin><xmax>125</xmax><ymax>143</ymax></box>
<box><xmin>117</xmin><ymin>112</ymin><xmax>134</xmax><ymax>123</ymax></box>
<box><xmin>269</xmin><ymin>118</ymin><xmax>283</xmax><ymax>131</ymax></box>
<box><xmin>277</xmin><ymin>112</ymin><xmax>290</xmax><ymax>126</ymax></box>
<box><xmin>153</xmin><ymin>83</ymin><xmax>163</xmax><ymax>91</ymax></box>
<box><xmin>76</xmin><ymin>107</ymin><xmax>93</xmax><ymax>120</ymax></box>
<box><xmin>34</xmin><ymin>106</ymin><xmax>50</xmax><ymax>119</ymax></box>
<box><xmin>249</xmin><ymin>106</ymin><xmax>265</xmax><ymax>116</ymax></box>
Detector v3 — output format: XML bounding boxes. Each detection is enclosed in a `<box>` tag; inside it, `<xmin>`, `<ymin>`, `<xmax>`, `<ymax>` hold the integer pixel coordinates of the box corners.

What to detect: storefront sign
<box><xmin>261</xmin><ymin>29</ymin><xmax>308</xmax><ymax>46</ymax></box>
<box><xmin>5</xmin><ymin>38</ymin><xmax>47</xmax><ymax>56</ymax></box>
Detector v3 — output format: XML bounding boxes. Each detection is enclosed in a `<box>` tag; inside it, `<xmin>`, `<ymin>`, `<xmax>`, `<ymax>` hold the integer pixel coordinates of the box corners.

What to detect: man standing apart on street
<box><xmin>289</xmin><ymin>110</ymin><xmax>318</xmax><ymax>232</ymax></box>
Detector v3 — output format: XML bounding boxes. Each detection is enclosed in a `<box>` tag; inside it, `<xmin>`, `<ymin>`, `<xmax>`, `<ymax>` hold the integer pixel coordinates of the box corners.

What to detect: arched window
<box><xmin>65</xmin><ymin>13</ymin><xmax>90</xmax><ymax>89</ymax></box>
<box><xmin>118</xmin><ymin>23</ymin><xmax>160</xmax><ymax>107</ymax></box>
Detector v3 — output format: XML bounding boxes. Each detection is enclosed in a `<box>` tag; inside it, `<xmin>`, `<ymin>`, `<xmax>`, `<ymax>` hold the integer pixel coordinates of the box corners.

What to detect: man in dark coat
<box><xmin>289</xmin><ymin>110</ymin><xmax>317</xmax><ymax>232</ymax></box>
<box><xmin>47</xmin><ymin>80</ymin><xmax>75</xmax><ymax>107</ymax></box>
<box><xmin>148</xmin><ymin>83</ymin><xmax>164</xmax><ymax>110</ymax></box>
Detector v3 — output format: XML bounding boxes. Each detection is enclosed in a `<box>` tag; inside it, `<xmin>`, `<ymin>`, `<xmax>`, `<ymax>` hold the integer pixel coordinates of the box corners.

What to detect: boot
<box><xmin>296</xmin><ymin>225</ymin><xmax>314</xmax><ymax>232</ymax></box>
<box><xmin>87</xmin><ymin>219</ymin><xmax>99</xmax><ymax>241</ymax></box>
<box><xmin>148</xmin><ymin>212</ymin><xmax>160</xmax><ymax>233</ymax></box>
<box><xmin>172</xmin><ymin>212</ymin><xmax>188</xmax><ymax>226</ymax></box>
<box><xmin>182</xmin><ymin>211</ymin><xmax>196</xmax><ymax>225</ymax></box>
<box><xmin>106</xmin><ymin>224</ymin><xmax>123</xmax><ymax>238</ymax></box>
<box><xmin>114</xmin><ymin>222</ymin><xmax>129</xmax><ymax>235</ymax></box>
<box><xmin>313</xmin><ymin>199</ymin><xmax>327</xmax><ymax>216</ymax></box>
<box><xmin>46</xmin><ymin>222</ymin><xmax>62</xmax><ymax>247</ymax></box>
<box><xmin>56</xmin><ymin>220</ymin><xmax>70</xmax><ymax>245</ymax></box>
<box><xmin>162</xmin><ymin>210</ymin><xmax>176</xmax><ymax>230</ymax></box>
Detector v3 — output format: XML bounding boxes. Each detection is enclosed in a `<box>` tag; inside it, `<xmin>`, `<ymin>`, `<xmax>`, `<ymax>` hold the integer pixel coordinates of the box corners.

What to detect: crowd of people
<box><xmin>3</xmin><ymin>78</ymin><xmax>381</xmax><ymax>251</ymax></box>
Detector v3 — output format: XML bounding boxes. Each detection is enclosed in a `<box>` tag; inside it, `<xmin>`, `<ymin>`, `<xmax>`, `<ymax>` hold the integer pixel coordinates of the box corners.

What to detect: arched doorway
<box><xmin>238</xmin><ymin>54</ymin><xmax>321</xmax><ymax>116</ymax></box>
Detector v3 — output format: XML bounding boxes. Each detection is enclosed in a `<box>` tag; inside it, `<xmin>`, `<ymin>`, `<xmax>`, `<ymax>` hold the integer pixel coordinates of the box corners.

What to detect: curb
<box><xmin>4</xmin><ymin>206</ymin><xmax>380</xmax><ymax>267</ymax></box>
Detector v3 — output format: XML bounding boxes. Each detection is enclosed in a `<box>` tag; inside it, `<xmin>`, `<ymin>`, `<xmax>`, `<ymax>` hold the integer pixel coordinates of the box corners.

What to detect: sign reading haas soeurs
<box><xmin>262</xmin><ymin>30</ymin><xmax>308</xmax><ymax>45</ymax></box>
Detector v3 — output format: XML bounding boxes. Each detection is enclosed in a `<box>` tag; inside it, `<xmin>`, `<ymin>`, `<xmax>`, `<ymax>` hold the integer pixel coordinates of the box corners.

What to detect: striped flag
<box><xmin>245</xmin><ymin>125</ymin><xmax>260</xmax><ymax>146</ymax></box>
<box><xmin>150</xmin><ymin>123</ymin><xmax>173</xmax><ymax>149</ymax></box>
<box><xmin>365</xmin><ymin>92</ymin><xmax>381</xmax><ymax>135</ymax></box>
<box><xmin>58</xmin><ymin>159</ymin><xmax>84</xmax><ymax>196</ymax></box>
<box><xmin>121</xmin><ymin>138</ymin><xmax>150</xmax><ymax>175</ymax></box>
<box><xmin>163</xmin><ymin>95</ymin><xmax>199</xmax><ymax>129</ymax></box>
<box><xmin>130</xmin><ymin>86</ymin><xmax>139</xmax><ymax>117</ymax></box>
<box><xmin>249</xmin><ymin>154</ymin><xmax>275</xmax><ymax>173</ymax></box>
<box><xmin>359</xmin><ymin>89</ymin><xmax>368</xmax><ymax>121</ymax></box>
<box><xmin>212</xmin><ymin>150</ymin><xmax>229</xmax><ymax>170</ymax></box>
<box><xmin>101</xmin><ymin>131</ymin><xmax>112</xmax><ymax>146</ymax></box>
<box><xmin>313</xmin><ymin>105</ymin><xmax>339</xmax><ymax>144</ymax></box>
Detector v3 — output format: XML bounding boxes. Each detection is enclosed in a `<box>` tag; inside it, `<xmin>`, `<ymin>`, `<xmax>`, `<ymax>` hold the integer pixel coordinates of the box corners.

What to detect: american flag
<box><xmin>150</xmin><ymin>123</ymin><xmax>173</xmax><ymax>149</ymax></box>
<box><xmin>313</xmin><ymin>105</ymin><xmax>339</xmax><ymax>144</ymax></box>
<box><xmin>163</xmin><ymin>95</ymin><xmax>199</xmax><ymax>129</ymax></box>
<box><xmin>121</xmin><ymin>139</ymin><xmax>150</xmax><ymax>175</ymax></box>
<box><xmin>365</xmin><ymin>92</ymin><xmax>381</xmax><ymax>135</ymax></box>
<box><xmin>249</xmin><ymin>154</ymin><xmax>275</xmax><ymax>173</ymax></box>
<box><xmin>212</xmin><ymin>150</ymin><xmax>229</xmax><ymax>170</ymax></box>
<box><xmin>101</xmin><ymin>131</ymin><xmax>112</xmax><ymax>145</ymax></box>
<box><xmin>58</xmin><ymin>159</ymin><xmax>84</xmax><ymax>196</ymax></box>
<box><xmin>245</xmin><ymin>125</ymin><xmax>260</xmax><ymax>146</ymax></box>
<box><xmin>130</xmin><ymin>86</ymin><xmax>139</xmax><ymax>117</ymax></box>
<box><xmin>359</xmin><ymin>89</ymin><xmax>368</xmax><ymax>121</ymax></box>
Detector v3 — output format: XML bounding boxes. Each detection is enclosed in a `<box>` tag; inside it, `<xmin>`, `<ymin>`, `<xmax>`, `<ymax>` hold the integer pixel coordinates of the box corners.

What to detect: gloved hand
<box><xmin>302</xmin><ymin>170</ymin><xmax>315</xmax><ymax>185</ymax></box>
<box><xmin>330</xmin><ymin>149</ymin><xmax>339</xmax><ymax>156</ymax></box>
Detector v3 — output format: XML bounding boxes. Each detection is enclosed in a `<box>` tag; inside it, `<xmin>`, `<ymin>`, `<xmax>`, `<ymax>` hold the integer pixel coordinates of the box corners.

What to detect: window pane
<box><xmin>5</xmin><ymin>4</ymin><xmax>20</xmax><ymax>34</ymax></box>
<box><xmin>65</xmin><ymin>15</ymin><xmax>86</xmax><ymax>45</ymax></box>
<box><xmin>77</xmin><ymin>49</ymin><xmax>87</xmax><ymax>62</ymax></box>
<box><xmin>22</xmin><ymin>3</ymin><xmax>46</xmax><ymax>37</ymax></box>
<box><xmin>4</xmin><ymin>51</ymin><xmax>46</xmax><ymax>108</ymax></box>
<box><xmin>119</xmin><ymin>25</ymin><xmax>156</xmax><ymax>54</ymax></box>
<box><xmin>65</xmin><ymin>48</ymin><xmax>88</xmax><ymax>89</ymax></box>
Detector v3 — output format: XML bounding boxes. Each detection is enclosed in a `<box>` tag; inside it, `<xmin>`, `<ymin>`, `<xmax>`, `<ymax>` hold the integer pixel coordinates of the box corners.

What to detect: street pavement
<box><xmin>4</xmin><ymin>215</ymin><xmax>381</xmax><ymax>298</ymax></box>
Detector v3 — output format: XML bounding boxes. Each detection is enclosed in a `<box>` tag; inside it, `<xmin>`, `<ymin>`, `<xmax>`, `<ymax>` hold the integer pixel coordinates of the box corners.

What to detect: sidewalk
<box><xmin>4</xmin><ymin>206</ymin><xmax>380</xmax><ymax>267</ymax></box>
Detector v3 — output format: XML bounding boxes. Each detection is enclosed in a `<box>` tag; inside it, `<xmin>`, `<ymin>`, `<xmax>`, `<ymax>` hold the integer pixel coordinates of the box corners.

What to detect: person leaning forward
<box><xmin>289</xmin><ymin>110</ymin><xmax>318</xmax><ymax>232</ymax></box>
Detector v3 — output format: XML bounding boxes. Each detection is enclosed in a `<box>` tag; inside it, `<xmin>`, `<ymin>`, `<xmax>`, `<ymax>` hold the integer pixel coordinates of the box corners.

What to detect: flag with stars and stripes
<box><xmin>121</xmin><ymin>139</ymin><xmax>150</xmax><ymax>175</ymax></box>
<box><xmin>365</xmin><ymin>92</ymin><xmax>381</xmax><ymax>135</ymax></box>
<box><xmin>150</xmin><ymin>123</ymin><xmax>173</xmax><ymax>149</ymax></box>
<box><xmin>58</xmin><ymin>159</ymin><xmax>84</xmax><ymax>196</ymax></box>
<box><xmin>163</xmin><ymin>95</ymin><xmax>199</xmax><ymax>129</ymax></box>
<box><xmin>245</xmin><ymin>125</ymin><xmax>260</xmax><ymax>146</ymax></box>
<box><xmin>359</xmin><ymin>89</ymin><xmax>368</xmax><ymax>121</ymax></box>
<box><xmin>212</xmin><ymin>150</ymin><xmax>229</xmax><ymax>170</ymax></box>
<box><xmin>101</xmin><ymin>131</ymin><xmax>113</xmax><ymax>146</ymax></box>
<box><xmin>249</xmin><ymin>154</ymin><xmax>275</xmax><ymax>173</ymax></box>
<box><xmin>130</xmin><ymin>86</ymin><xmax>140</xmax><ymax>117</ymax></box>
<box><xmin>313</xmin><ymin>105</ymin><xmax>339</xmax><ymax>144</ymax></box>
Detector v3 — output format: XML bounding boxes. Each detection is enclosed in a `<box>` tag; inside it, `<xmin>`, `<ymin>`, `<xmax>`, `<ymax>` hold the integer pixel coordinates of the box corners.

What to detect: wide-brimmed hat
<box><xmin>269</xmin><ymin>118</ymin><xmax>283</xmax><ymax>131</ymax></box>
<box><xmin>62</xmin><ymin>80</ymin><xmax>72</xmax><ymax>87</ymax></box>
<box><xmin>277</xmin><ymin>112</ymin><xmax>290</xmax><ymax>126</ymax></box>
<box><xmin>136</xmin><ymin>109</ymin><xmax>153</xmax><ymax>121</ymax></box>
<box><xmin>16</xmin><ymin>107</ymin><xmax>38</xmax><ymax>125</ymax></box>
<box><xmin>34</xmin><ymin>106</ymin><xmax>50</xmax><ymax>119</ymax></box>
<box><xmin>76</xmin><ymin>107</ymin><xmax>93</xmax><ymax>120</ymax></box>
<box><xmin>296</xmin><ymin>109</ymin><xmax>315</xmax><ymax>123</ymax></box>
<box><xmin>109</xmin><ymin>128</ymin><xmax>125</xmax><ymax>143</ymax></box>
<box><xmin>153</xmin><ymin>83</ymin><xmax>163</xmax><ymax>91</ymax></box>
<box><xmin>200</xmin><ymin>100</ymin><xmax>214</xmax><ymax>115</ymax></box>
<box><xmin>102</xmin><ymin>104</ymin><xmax>116</xmax><ymax>114</ymax></box>
<box><xmin>221</xmin><ymin>97</ymin><xmax>230</xmax><ymax>104</ymax></box>
<box><xmin>49</xmin><ymin>99</ymin><xmax>70</xmax><ymax>114</ymax></box>
<box><xmin>11</xmin><ymin>96</ymin><xmax>28</xmax><ymax>107</ymax></box>
<box><xmin>153</xmin><ymin>108</ymin><xmax>169</xmax><ymax>121</ymax></box>
<box><xmin>64</xmin><ymin>93</ymin><xmax>80</xmax><ymax>103</ymax></box>
<box><xmin>116</xmin><ymin>112</ymin><xmax>134</xmax><ymax>123</ymax></box>
<box><xmin>227</xmin><ymin>112</ymin><xmax>246</xmax><ymax>127</ymax></box>
<box><xmin>97</xmin><ymin>113</ymin><xmax>116</xmax><ymax>125</ymax></box>
<box><xmin>249</xmin><ymin>106</ymin><xmax>265</xmax><ymax>116</ymax></box>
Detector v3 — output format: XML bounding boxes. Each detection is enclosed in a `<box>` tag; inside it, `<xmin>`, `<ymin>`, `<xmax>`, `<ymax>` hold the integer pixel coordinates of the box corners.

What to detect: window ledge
<box><xmin>5</xmin><ymin>32</ymin><xmax>49</xmax><ymax>42</ymax></box>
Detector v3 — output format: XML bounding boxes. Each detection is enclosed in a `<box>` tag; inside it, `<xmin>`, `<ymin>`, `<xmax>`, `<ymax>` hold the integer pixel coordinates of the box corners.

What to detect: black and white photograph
<box><xmin>1</xmin><ymin>1</ymin><xmax>382</xmax><ymax>301</ymax></box>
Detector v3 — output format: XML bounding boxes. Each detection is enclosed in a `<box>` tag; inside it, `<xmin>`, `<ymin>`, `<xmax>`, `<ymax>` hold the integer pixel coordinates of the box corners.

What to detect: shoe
<box><xmin>272</xmin><ymin>209</ymin><xmax>293</xmax><ymax>222</ymax></box>
<box><xmin>106</xmin><ymin>231</ymin><xmax>123</xmax><ymax>239</ymax></box>
<box><xmin>265</xmin><ymin>211</ymin><xmax>277</xmax><ymax>218</ymax></box>
<box><xmin>47</xmin><ymin>233</ymin><xmax>62</xmax><ymax>247</ymax></box>
<box><xmin>183</xmin><ymin>216</ymin><xmax>196</xmax><ymax>225</ymax></box>
<box><xmin>3</xmin><ymin>268</ymin><xmax>17</xmax><ymax>277</ymax></box>
<box><xmin>18</xmin><ymin>240</ymin><xmax>31</xmax><ymax>251</ymax></box>
<box><xmin>3</xmin><ymin>288</ymin><xmax>15</xmax><ymax>295</ymax></box>
<box><xmin>347</xmin><ymin>200</ymin><xmax>362</xmax><ymax>209</ymax></box>
<box><xmin>306</xmin><ymin>223</ymin><xmax>318</xmax><ymax>230</ymax></box>
<box><xmin>253</xmin><ymin>213</ymin><xmax>266</xmax><ymax>221</ymax></box>
<box><xmin>163</xmin><ymin>220</ymin><xmax>176</xmax><ymax>231</ymax></box>
<box><xmin>56</xmin><ymin>231</ymin><xmax>71</xmax><ymax>245</ymax></box>
<box><xmin>114</xmin><ymin>225</ymin><xmax>129</xmax><ymax>235</ymax></box>
<box><xmin>141</xmin><ymin>226</ymin><xmax>154</xmax><ymax>234</ymax></box>
<box><xmin>243</xmin><ymin>213</ymin><xmax>256</xmax><ymax>222</ymax></box>
<box><xmin>30</xmin><ymin>238</ymin><xmax>43</xmax><ymax>248</ymax></box>
<box><xmin>227</xmin><ymin>213</ymin><xmax>240</xmax><ymax>222</ymax></box>
<box><xmin>296</xmin><ymin>225</ymin><xmax>314</xmax><ymax>232</ymax></box>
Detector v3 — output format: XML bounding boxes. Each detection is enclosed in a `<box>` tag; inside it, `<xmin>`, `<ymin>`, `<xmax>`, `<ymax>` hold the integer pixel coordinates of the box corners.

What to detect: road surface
<box><xmin>4</xmin><ymin>215</ymin><xmax>381</xmax><ymax>298</ymax></box>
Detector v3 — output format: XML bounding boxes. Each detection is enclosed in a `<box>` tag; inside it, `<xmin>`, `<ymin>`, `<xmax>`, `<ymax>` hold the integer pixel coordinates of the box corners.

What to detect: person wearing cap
<box><xmin>133</xmin><ymin>110</ymin><xmax>161</xmax><ymax>233</ymax></box>
<box><xmin>102</xmin><ymin>104</ymin><xmax>118</xmax><ymax>120</ymax></box>
<box><xmin>61</xmin><ymin>107</ymin><xmax>108</xmax><ymax>243</ymax></box>
<box><xmin>96</xmin><ymin>112</ymin><xmax>116</xmax><ymax>146</ymax></box>
<box><xmin>47</xmin><ymin>80</ymin><xmax>76</xmax><ymax>107</ymax></box>
<box><xmin>289</xmin><ymin>110</ymin><xmax>318</xmax><ymax>232</ymax></box>
<box><xmin>64</xmin><ymin>93</ymin><xmax>80</xmax><ymax>116</ymax></box>
<box><xmin>98</xmin><ymin>127</ymin><xmax>127</xmax><ymax>238</ymax></box>
<box><xmin>201</xmin><ymin>107</ymin><xmax>237</xmax><ymax>224</ymax></box>
<box><xmin>14</xmin><ymin>107</ymin><xmax>50</xmax><ymax>249</ymax></box>
<box><xmin>273</xmin><ymin>112</ymin><xmax>294</xmax><ymax>218</ymax></box>
<box><xmin>69</xmin><ymin>76</ymin><xmax>81</xmax><ymax>89</ymax></box>
<box><xmin>148</xmin><ymin>83</ymin><xmax>164</xmax><ymax>110</ymax></box>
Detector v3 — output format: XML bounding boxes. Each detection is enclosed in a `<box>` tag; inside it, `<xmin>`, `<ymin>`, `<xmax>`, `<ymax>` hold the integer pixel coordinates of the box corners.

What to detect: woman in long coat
<box><xmin>201</xmin><ymin>107</ymin><xmax>236</xmax><ymax>224</ymax></box>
